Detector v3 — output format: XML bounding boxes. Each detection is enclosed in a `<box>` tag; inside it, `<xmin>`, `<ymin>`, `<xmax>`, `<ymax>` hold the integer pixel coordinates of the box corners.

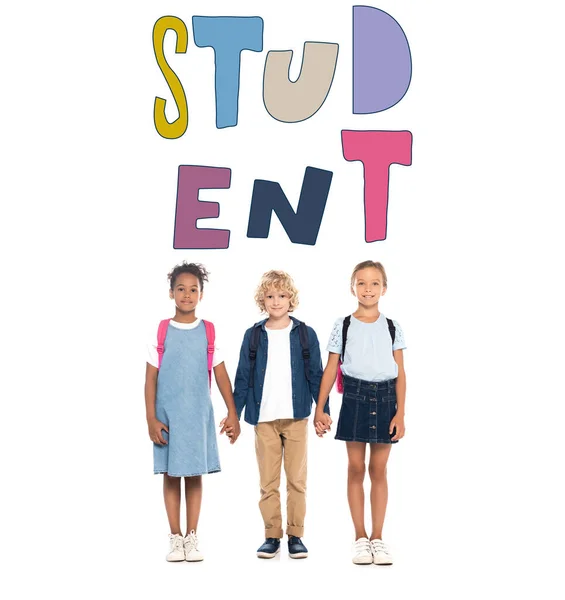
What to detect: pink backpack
<box><xmin>156</xmin><ymin>319</ymin><xmax>215</xmax><ymax>388</ymax></box>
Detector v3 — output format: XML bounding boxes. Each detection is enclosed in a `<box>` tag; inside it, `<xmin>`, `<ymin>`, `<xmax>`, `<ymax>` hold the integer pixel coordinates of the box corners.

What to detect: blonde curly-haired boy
<box><xmin>234</xmin><ymin>270</ymin><xmax>329</xmax><ymax>559</ymax></box>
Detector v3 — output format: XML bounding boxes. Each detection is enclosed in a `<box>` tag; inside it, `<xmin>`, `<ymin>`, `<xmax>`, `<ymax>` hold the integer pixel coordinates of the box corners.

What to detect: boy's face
<box><xmin>264</xmin><ymin>285</ymin><xmax>291</xmax><ymax>318</ymax></box>
<box><xmin>170</xmin><ymin>273</ymin><xmax>202</xmax><ymax>314</ymax></box>
<box><xmin>352</xmin><ymin>267</ymin><xmax>386</xmax><ymax>307</ymax></box>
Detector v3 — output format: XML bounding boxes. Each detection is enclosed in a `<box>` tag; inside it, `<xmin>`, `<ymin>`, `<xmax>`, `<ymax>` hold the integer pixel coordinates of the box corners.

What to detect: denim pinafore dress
<box><xmin>153</xmin><ymin>322</ymin><xmax>221</xmax><ymax>477</ymax></box>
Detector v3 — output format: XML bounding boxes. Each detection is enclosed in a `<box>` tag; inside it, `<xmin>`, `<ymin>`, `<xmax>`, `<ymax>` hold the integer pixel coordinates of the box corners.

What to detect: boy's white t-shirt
<box><xmin>146</xmin><ymin>319</ymin><xmax>224</xmax><ymax>368</ymax></box>
<box><xmin>258</xmin><ymin>321</ymin><xmax>294</xmax><ymax>423</ymax></box>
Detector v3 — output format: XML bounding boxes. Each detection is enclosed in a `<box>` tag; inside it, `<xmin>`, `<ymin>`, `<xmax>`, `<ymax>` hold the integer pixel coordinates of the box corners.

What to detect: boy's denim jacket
<box><xmin>233</xmin><ymin>317</ymin><xmax>330</xmax><ymax>425</ymax></box>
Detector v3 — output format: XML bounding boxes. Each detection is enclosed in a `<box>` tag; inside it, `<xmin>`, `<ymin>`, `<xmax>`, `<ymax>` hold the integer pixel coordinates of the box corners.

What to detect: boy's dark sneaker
<box><xmin>288</xmin><ymin>536</ymin><xmax>308</xmax><ymax>559</ymax></box>
<box><xmin>257</xmin><ymin>538</ymin><xmax>280</xmax><ymax>558</ymax></box>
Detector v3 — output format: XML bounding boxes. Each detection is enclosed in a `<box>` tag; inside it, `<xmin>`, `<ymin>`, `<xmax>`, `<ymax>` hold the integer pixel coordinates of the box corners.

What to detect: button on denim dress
<box><xmin>153</xmin><ymin>322</ymin><xmax>221</xmax><ymax>477</ymax></box>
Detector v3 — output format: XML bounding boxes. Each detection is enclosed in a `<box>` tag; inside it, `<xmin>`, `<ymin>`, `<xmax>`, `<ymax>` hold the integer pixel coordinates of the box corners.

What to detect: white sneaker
<box><xmin>184</xmin><ymin>530</ymin><xmax>204</xmax><ymax>562</ymax></box>
<box><xmin>166</xmin><ymin>533</ymin><xmax>185</xmax><ymax>562</ymax></box>
<box><xmin>352</xmin><ymin>537</ymin><xmax>373</xmax><ymax>564</ymax></box>
<box><xmin>370</xmin><ymin>539</ymin><xmax>393</xmax><ymax>565</ymax></box>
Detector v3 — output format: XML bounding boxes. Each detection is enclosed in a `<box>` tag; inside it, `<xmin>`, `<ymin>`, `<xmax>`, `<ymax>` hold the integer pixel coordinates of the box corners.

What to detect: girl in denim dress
<box><xmin>314</xmin><ymin>261</ymin><xmax>407</xmax><ymax>566</ymax></box>
<box><xmin>144</xmin><ymin>262</ymin><xmax>240</xmax><ymax>562</ymax></box>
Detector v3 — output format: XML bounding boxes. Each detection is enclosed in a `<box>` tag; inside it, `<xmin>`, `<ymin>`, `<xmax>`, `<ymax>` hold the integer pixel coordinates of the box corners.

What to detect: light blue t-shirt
<box><xmin>326</xmin><ymin>314</ymin><xmax>406</xmax><ymax>382</ymax></box>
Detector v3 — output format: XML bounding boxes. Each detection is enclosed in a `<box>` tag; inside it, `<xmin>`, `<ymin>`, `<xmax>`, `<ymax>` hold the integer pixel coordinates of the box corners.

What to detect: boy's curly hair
<box><xmin>255</xmin><ymin>270</ymin><xmax>299</xmax><ymax>313</ymax></box>
<box><xmin>167</xmin><ymin>261</ymin><xmax>210</xmax><ymax>290</ymax></box>
<box><xmin>350</xmin><ymin>260</ymin><xmax>388</xmax><ymax>289</ymax></box>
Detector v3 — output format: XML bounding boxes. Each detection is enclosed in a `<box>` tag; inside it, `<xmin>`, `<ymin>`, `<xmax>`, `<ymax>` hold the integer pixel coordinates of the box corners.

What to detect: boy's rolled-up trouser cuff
<box><xmin>264</xmin><ymin>526</ymin><xmax>283</xmax><ymax>539</ymax></box>
<box><xmin>286</xmin><ymin>525</ymin><xmax>304</xmax><ymax>537</ymax></box>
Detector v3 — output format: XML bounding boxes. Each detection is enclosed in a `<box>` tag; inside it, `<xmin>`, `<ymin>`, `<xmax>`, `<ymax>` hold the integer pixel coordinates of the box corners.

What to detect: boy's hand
<box><xmin>314</xmin><ymin>412</ymin><xmax>332</xmax><ymax>437</ymax></box>
<box><xmin>390</xmin><ymin>413</ymin><xmax>405</xmax><ymax>441</ymax></box>
<box><xmin>219</xmin><ymin>412</ymin><xmax>241</xmax><ymax>444</ymax></box>
<box><xmin>148</xmin><ymin>418</ymin><xmax>168</xmax><ymax>445</ymax></box>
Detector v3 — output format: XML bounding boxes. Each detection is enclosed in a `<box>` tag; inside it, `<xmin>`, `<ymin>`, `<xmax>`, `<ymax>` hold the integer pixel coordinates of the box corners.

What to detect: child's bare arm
<box><xmin>214</xmin><ymin>362</ymin><xmax>241</xmax><ymax>443</ymax></box>
<box><xmin>316</xmin><ymin>353</ymin><xmax>339</xmax><ymax>411</ymax></box>
<box><xmin>390</xmin><ymin>349</ymin><xmax>406</xmax><ymax>441</ymax></box>
<box><xmin>313</xmin><ymin>353</ymin><xmax>340</xmax><ymax>437</ymax></box>
<box><xmin>145</xmin><ymin>363</ymin><xmax>168</xmax><ymax>444</ymax></box>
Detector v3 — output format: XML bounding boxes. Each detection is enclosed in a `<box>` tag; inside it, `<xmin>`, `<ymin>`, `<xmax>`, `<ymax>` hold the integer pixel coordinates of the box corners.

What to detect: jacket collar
<box><xmin>257</xmin><ymin>315</ymin><xmax>301</xmax><ymax>331</ymax></box>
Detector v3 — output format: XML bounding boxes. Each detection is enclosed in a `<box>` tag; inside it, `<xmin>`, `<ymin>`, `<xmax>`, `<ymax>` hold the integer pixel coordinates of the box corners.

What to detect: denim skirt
<box><xmin>335</xmin><ymin>374</ymin><xmax>398</xmax><ymax>444</ymax></box>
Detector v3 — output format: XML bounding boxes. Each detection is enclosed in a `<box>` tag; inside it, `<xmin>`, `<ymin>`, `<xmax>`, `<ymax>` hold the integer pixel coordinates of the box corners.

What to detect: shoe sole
<box><xmin>373</xmin><ymin>560</ymin><xmax>393</xmax><ymax>566</ymax></box>
<box><xmin>166</xmin><ymin>556</ymin><xmax>185</xmax><ymax>562</ymax></box>
<box><xmin>289</xmin><ymin>552</ymin><xmax>308</xmax><ymax>559</ymax></box>
<box><xmin>257</xmin><ymin>549</ymin><xmax>280</xmax><ymax>559</ymax></box>
<box><xmin>185</xmin><ymin>557</ymin><xmax>204</xmax><ymax>562</ymax></box>
<box><xmin>352</xmin><ymin>557</ymin><xmax>374</xmax><ymax>565</ymax></box>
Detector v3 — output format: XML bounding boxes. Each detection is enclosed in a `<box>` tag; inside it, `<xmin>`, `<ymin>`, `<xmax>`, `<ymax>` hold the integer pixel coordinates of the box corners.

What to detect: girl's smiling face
<box><xmin>170</xmin><ymin>273</ymin><xmax>202</xmax><ymax>314</ymax></box>
<box><xmin>264</xmin><ymin>286</ymin><xmax>291</xmax><ymax>318</ymax></box>
<box><xmin>352</xmin><ymin>267</ymin><xmax>386</xmax><ymax>307</ymax></box>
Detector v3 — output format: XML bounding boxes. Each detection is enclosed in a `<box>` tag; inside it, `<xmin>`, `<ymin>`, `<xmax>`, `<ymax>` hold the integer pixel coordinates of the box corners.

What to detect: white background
<box><xmin>1</xmin><ymin>1</ymin><xmax>564</xmax><ymax>598</ymax></box>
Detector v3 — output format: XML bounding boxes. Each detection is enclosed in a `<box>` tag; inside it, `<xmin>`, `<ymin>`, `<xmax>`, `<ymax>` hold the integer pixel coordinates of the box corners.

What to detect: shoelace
<box><xmin>184</xmin><ymin>531</ymin><xmax>198</xmax><ymax>552</ymax></box>
<box><xmin>170</xmin><ymin>535</ymin><xmax>183</xmax><ymax>552</ymax></box>
<box><xmin>371</xmin><ymin>540</ymin><xmax>390</xmax><ymax>555</ymax></box>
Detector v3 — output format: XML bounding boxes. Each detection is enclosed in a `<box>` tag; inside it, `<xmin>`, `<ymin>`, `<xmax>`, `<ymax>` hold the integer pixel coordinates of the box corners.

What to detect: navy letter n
<box><xmin>247</xmin><ymin>167</ymin><xmax>333</xmax><ymax>245</ymax></box>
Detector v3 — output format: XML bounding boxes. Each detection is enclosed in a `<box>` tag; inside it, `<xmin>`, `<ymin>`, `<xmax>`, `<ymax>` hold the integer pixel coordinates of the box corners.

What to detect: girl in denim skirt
<box><xmin>314</xmin><ymin>261</ymin><xmax>406</xmax><ymax>565</ymax></box>
<box><xmin>145</xmin><ymin>262</ymin><xmax>240</xmax><ymax>562</ymax></box>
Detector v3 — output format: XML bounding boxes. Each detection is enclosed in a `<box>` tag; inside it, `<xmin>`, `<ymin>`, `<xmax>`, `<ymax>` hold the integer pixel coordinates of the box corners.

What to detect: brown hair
<box><xmin>350</xmin><ymin>260</ymin><xmax>388</xmax><ymax>289</ymax></box>
<box><xmin>254</xmin><ymin>270</ymin><xmax>299</xmax><ymax>313</ymax></box>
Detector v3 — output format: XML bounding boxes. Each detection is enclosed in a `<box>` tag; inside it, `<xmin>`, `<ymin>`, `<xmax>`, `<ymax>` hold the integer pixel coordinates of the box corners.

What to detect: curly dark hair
<box><xmin>167</xmin><ymin>261</ymin><xmax>210</xmax><ymax>290</ymax></box>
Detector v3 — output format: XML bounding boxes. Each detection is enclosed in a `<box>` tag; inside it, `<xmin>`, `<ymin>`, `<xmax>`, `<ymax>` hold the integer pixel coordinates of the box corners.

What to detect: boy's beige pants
<box><xmin>254</xmin><ymin>418</ymin><xmax>308</xmax><ymax>538</ymax></box>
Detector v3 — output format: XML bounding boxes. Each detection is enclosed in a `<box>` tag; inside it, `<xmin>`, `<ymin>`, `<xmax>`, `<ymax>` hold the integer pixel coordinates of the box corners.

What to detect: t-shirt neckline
<box><xmin>351</xmin><ymin>313</ymin><xmax>383</xmax><ymax>325</ymax></box>
<box><xmin>265</xmin><ymin>320</ymin><xmax>293</xmax><ymax>332</ymax></box>
<box><xmin>170</xmin><ymin>318</ymin><xmax>201</xmax><ymax>329</ymax></box>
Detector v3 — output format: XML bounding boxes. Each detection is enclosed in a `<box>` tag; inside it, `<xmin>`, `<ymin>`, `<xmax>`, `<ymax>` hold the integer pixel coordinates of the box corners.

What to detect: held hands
<box><xmin>219</xmin><ymin>412</ymin><xmax>241</xmax><ymax>444</ymax></box>
<box><xmin>314</xmin><ymin>411</ymin><xmax>332</xmax><ymax>438</ymax></box>
<box><xmin>390</xmin><ymin>412</ymin><xmax>405</xmax><ymax>441</ymax></box>
<box><xmin>148</xmin><ymin>418</ymin><xmax>168</xmax><ymax>445</ymax></box>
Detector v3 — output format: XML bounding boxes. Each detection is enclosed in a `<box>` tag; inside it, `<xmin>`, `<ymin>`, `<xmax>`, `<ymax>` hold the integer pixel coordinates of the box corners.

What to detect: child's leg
<box><xmin>368</xmin><ymin>443</ymin><xmax>392</xmax><ymax>540</ymax></box>
<box><xmin>255</xmin><ymin>421</ymin><xmax>284</xmax><ymax>539</ymax></box>
<box><xmin>281</xmin><ymin>419</ymin><xmax>308</xmax><ymax>537</ymax></box>
<box><xmin>184</xmin><ymin>475</ymin><xmax>203</xmax><ymax>534</ymax></box>
<box><xmin>163</xmin><ymin>474</ymin><xmax>182</xmax><ymax>534</ymax></box>
<box><xmin>346</xmin><ymin>442</ymin><xmax>368</xmax><ymax>539</ymax></box>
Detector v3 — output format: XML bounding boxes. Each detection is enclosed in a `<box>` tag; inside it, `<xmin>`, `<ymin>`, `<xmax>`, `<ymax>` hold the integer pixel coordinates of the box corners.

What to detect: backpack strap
<box><xmin>386</xmin><ymin>318</ymin><xmax>396</xmax><ymax>346</ymax></box>
<box><xmin>248</xmin><ymin>323</ymin><xmax>262</xmax><ymax>388</ymax></box>
<box><xmin>156</xmin><ymin>319</ymin><xmax>171</xmax><ymax>369</ymax></box>
<box><xmin>341</xmin><ymin>315</ymin><xmax>351</xmax><ymax>361</ymax></box>
<box><xmin>202</xmin><ymin>320</ymin><xmax>215</xmax><ymax>388</ymax></box>
<box><xmin>297</xmin><ymin>321</ymin><xmax>311</xmax><ymax>382</ymax></box>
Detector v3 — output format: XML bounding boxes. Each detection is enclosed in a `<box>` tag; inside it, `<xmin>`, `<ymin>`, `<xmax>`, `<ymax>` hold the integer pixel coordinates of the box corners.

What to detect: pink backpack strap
<box><xmin>336</xmin><ymin>359</ymin><xmax>344</xmax><ymax>393</ymax></box>
<box><xmin>156</xmin><ymin>319</ymin><xmax>171</xmax><ymax>369</ymax></box>
<box><xmin>203</xmin><ymin>320</ymin><xmax>215</xmax><ymax>388</ymax></box>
